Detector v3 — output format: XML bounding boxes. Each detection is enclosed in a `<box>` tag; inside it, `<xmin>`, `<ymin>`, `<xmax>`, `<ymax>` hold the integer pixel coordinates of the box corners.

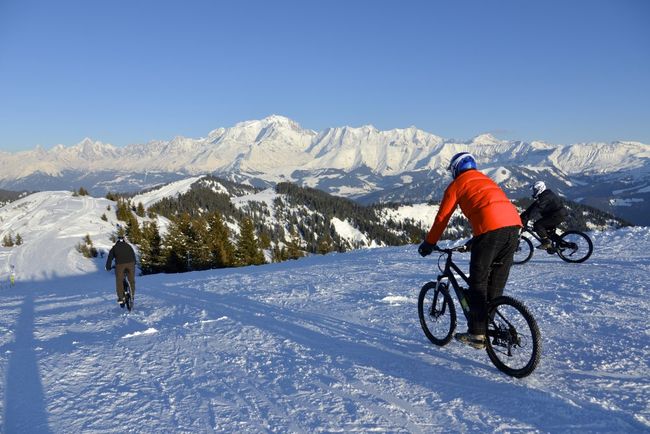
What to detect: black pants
<box><xmin>533</xmin><ymin>212</ymin><xmax>565</xmax><ymax>239</ymax></box>
<box><xmin>467</xmin><ymin>226</ymin><xmax>520</xmax><ymax>335</ymax></box>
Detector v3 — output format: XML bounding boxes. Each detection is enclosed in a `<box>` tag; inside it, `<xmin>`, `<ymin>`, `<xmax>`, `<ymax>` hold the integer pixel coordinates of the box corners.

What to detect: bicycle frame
<box><xmin>435</xmin><ymin>249</ymin><xmax>472</xmax><ymax>320</ymax></box>
<box><xmin>522</xmin><ymin>226</ymin><xmax>562</xmax><ymax>245</ymax></box>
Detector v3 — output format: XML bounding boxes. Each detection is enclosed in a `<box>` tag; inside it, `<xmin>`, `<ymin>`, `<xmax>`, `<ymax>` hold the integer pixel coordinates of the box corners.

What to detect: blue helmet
<box><xmin>448</xmin><ymin>152</ymin><xmax>477</xmax><ymax>179</ymax></box>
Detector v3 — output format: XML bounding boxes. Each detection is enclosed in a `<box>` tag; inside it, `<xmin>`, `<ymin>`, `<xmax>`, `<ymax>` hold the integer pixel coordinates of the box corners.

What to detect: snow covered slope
<box><xmin>0</xmin><ymin>226</ymin><xmax>648</xmax><ymax>432</ymax></box>
<box><xmin>0</xmin><ymin>192</ymin><xmax>117</xmax><ymax>281</ymax></box>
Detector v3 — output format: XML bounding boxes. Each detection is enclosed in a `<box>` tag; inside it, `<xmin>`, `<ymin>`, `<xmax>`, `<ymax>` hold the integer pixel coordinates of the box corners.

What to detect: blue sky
<box><xmin>1</xmin><ymin>0</ymin><xmax>648</xmax><ymax>151</ymax></box>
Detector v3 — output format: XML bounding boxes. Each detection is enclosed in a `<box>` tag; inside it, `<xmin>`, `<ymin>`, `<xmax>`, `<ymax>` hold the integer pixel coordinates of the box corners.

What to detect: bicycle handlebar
<box><xmin>433</xmin><ymin>245</ymin><xmax>467</xmax><ymax>254</ymax></box>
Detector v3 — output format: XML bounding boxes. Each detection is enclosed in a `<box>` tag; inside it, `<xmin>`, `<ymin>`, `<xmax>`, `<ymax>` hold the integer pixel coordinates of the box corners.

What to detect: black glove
<box><xmin>418</xmin><ymin>240</ymin><xmax>436</xmax><ymax>257</ymax></box>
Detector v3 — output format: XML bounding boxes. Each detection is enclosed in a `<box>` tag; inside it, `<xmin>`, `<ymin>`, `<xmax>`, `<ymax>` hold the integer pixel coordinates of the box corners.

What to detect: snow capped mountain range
<box><xmin>2</xmin><ymin>115</ymin><xmax>649</xmax><ymax>224</ymax></box>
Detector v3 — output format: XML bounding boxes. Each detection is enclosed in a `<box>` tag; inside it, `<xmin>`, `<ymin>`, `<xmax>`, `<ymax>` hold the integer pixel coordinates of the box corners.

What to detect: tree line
<box><xmin>98</xmin><ymin>178</ymin><xmax>629</xmax><ymax>276</ymax></box>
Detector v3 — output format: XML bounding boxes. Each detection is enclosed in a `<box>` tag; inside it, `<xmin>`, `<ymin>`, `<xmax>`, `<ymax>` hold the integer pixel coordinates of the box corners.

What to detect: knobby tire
<box><xmin>418</xmin><ymin>281</ymin><xmax>456</xmax><ymax>346</ymax></box>
<box><xmin>485</xmin><ymin>296</ymin><xmax>541</xmax><ymax>378</ymax></box>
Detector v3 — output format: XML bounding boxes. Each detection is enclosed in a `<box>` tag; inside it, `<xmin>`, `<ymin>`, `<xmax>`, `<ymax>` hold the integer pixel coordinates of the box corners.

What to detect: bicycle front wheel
<box><xmin>485</xmin><ymin>296</ymin><xmax>541</xmax><ymax>378</ymax></box>
<box><xmin>557</xmin><ymin>230</ymin><xmax>593</xmax><ymax>263</ymax></box>
<box><xmin>512</xmin><ymin>236</ymin><xmax>534</xmax><ymax>265</ymax></box>
<box><xmin>418</xmin><ymin>281</ymin><xmax>456</xmax><ymax>346</ymax></box>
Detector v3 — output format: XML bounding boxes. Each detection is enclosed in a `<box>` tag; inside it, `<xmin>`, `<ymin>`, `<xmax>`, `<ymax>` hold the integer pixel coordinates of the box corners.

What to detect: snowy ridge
<box><xmin>0</xmin><ymin>192</ymin><xmax>118</xmax><ymax>281</ymax></box>
<box><xmin>1</xmin><ymin>115</ymin><xmax>647</xmax><ymax>180</ymax></box>
<box><xmin>0</xmin><ymin>224</ymin><xmax>648</xmax><ymax>431</ymax></box>
<box><xmin>2</xmin><ymin>115</ymin><xmax>649</xmax><ymax>225</ymax></box>
<box><xmin>131</xmin><ymin>176</ymin><xmax>204</xmax><ymax>210</ymax></box>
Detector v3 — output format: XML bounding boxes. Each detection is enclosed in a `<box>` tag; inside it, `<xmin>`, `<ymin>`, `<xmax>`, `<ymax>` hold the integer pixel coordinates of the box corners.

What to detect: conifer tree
<box><xmin>15</xmin><ymin>233</ymin><xmax>23</xmax><ymax>246</ymax></box>
<box><xmin>189</xmin><ymin>217</ymin><xmax>211</xmax><ymax>270</ymax></box>
<box><xmin>317</xmin><ymin>232</ymin><xmax>334</xmax><ymax>255</ymax></box>
<box><xmin>235</xmin><ymin>217</ymin><xmax>265</xmax><ymax>266</ymax></box>
<box><xmin>126</xmin><ymin>215</ymin><xmax>143</xmax><ymax>245</ymax></box>
<box><xmin>271</xmin><ymin>243</ymin><xmax>288</xmax><ymax>263</ymax></box>
<box><xmin>116</xmin><ymin>199</ymin><xmax>132</xmax><ymax>222</ymax></box>
<box><xmin>206</xmin><ymin>212</ymin><xmax>234</xmax><ymax>268</ymax></box>
<box><xmin>136</xmin><ymin>202</ymin><xmax>146</xmax><ymax>217</ymax></box>
<box><xmin>139</xmin><ymin>221</ymin><xmax>164</xmax><ymax>274</ymax></box>
<box><xmin>2</xmin><ymin>234</ymin><xmax>14</xmax><ymax>247</ymax></box>
<box><xmin>286</xmin><ymin>226</ymin><xmax>304</xmax><ymax>260</ymax></box>
<box><xmin>164</xmin><ymin>213</ymin><xmax>192</xmax><ymax>273</ymax></box>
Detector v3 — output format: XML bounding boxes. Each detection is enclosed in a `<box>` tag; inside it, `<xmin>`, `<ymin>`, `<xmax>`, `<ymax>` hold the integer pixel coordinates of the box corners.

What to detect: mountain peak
<box><xmin>469</xmin><ymin>133</ymin><xmax>503</xmax><ymax>145</ymax></box>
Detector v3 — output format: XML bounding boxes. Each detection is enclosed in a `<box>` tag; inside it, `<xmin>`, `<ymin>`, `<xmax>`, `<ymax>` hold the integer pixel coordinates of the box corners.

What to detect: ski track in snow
<box><xmin>0</xmin><ymin>228</ymin><xmax>649</xmax><ymax>432</ymax></box>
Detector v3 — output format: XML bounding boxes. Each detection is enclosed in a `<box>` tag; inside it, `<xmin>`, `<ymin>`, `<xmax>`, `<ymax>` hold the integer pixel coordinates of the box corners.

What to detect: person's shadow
<box><xmin>4</xmin><ymin>292</ymin><xmax>52</xmax><ymax>433</ymax></box>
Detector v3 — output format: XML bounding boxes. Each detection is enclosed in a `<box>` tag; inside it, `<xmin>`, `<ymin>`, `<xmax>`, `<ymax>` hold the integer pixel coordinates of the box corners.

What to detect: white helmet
<box><xmin>532</xmin><ymin>181</ymin><xmax>546</xmax><ymax>199</ymax></box>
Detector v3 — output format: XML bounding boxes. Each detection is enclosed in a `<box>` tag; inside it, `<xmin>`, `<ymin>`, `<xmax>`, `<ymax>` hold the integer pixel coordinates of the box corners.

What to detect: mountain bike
<box><xmin>418</xmin><ymin>245</ymin><xmax>541</xmax><ymax>378</ymax></box>
<box><xmin>513</xmin><ymin>225</ymin><xmax>593</xmax><ymax>265</ymax></box>
<box><xmin>122</xmin><ymin>270</ymin><xmax>133</xmax><ymax>312</ymax></box>
<box><xmin>111</xmin><ymin>267</ymin><xmax>133</xmax><ymax>311</ymax></box>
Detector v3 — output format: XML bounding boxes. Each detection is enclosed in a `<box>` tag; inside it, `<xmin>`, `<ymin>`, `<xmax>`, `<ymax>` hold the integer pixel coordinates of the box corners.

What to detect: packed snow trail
<box><xmin>0</xmin><ymin>228</ymin><xmax>649</xmax><ymax>432</ymax></box>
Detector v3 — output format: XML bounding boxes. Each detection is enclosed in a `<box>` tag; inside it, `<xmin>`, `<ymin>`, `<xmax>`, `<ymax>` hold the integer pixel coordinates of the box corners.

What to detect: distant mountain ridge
<box><xmin>1</xmin><ymin>115</ymin><xmax>649</xmax><ymax>224</ymax></box>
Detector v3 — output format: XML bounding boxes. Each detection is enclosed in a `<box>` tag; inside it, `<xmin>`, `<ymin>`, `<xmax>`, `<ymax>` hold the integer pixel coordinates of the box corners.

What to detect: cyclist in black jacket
<box><xmin>520</xmin><ymin>181</ymin><xmax>568</xmax><ymax>250</ymax></box>
<box><xmin>105</xmin><ymin>236</ymin><xmax>136</xmax><ymax>307</ymax></box>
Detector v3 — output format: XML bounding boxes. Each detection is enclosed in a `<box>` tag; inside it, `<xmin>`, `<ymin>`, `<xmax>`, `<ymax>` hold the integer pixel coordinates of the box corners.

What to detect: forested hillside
<box><xmin>107</xmin><ymin>177</ymin><xmax>629</xmax><ymax>275</ymax></box>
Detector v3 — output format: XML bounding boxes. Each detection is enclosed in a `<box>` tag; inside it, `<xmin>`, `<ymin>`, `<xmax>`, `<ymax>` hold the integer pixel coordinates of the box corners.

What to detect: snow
<box><xmin>330</xmin><ymin>217</ymin><xmax>379</xmax><ymax>247</ymax></box>
<box><xmin>609</xmin><ymin>198</ymin><xmax>644</xmax><ymax>207</ymax></box>
<box><xmin>0</xmin><ymin>192</ymin><xmax>117</xmax><ymax>281</ymax></box>
<box><xmin>0</xmin><ymin>193</ymin><xmax>649</xmax><ymax>432</ymax></box>
<box><xmin>131</xmin><ymin>176</ymin><xmax>204</xmax><ymax>209</ymax></box>
<box><xmin>231</xmin><ymin>188</ymin><xmax>278</xmax><ymax>211</ymax></box>
<box><xmin>4</xmin><ymin>115</ymin><xmax>645</xmax><ymax>184</ymax></box>
<box><xmin>380</xmin><ymin>203</ymin><xmax>439</xmax><ymax>229</ymax></box>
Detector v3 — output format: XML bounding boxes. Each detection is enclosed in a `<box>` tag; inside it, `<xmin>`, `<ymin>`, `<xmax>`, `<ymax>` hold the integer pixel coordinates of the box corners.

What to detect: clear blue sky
<box><xmin>1</xmin><ymin>0</ymin><xmax>648</xmax><ymax>151</ymax></box>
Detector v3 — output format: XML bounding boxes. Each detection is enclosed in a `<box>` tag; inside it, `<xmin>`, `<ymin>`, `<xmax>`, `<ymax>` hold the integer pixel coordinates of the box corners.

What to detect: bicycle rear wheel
<box><xmin>512</xmin><ymin>236</ymin><xmax>534</xmax><ymax>265</ymax></box>
<box><xmin>123</xmin><ymin>277</ymin><xmax>133</xmax><ymax>311</ymax></box>
<box><xmin>557</xmin><ymin>230</ymin><xmax>593</xmax><ymax>263</ymax></box>
<box><xmin>485</xmin><ymin>296</ymin><xmax>541</xmax><ymax>378</ymax></box>
<box><xmin>418</xmin><ymin>281</ymin><xmax>456</xmax><ymax>346</ymax></box>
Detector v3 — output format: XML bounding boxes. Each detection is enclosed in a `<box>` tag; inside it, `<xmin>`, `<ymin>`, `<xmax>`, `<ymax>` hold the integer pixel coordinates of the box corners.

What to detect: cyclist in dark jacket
<box><xmin>105</xmin><ymin>236</ymin><xmax>136</xmax><ymax>307</ymax></box>
<box><xmin>520</xmin><ymin>181</ymin><xmax>568</xmax><ymax>250</ymax></box>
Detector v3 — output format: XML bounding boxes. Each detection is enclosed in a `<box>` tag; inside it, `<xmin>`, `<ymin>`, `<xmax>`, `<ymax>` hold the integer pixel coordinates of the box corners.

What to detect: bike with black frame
<box><xmin>513</xmin><ymin>223</ymin><xmax>593</xmax><ymax>265</ymax></box>
<box><xmin>111</xmin><ymin>267</ymin><xmax>133</xmax><ymax>312</ymax></box>
<box><xmin>122</xmin><ymin>269</ymin><xmax>133</xmax><ymax>311</ymax></box>
<box><xmin>418</xmin><ymin>244</ymin><xmax>541</xmax><ymax>378</ymax></box>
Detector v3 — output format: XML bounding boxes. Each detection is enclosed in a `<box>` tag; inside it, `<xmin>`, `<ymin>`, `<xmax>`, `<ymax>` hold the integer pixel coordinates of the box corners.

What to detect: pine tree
<box><xmin>136</xmin><ymin>202</ymin><xmax>146</xmax><ymax>217</ymax></box>
<box><xmin>188</xmin><ymin>217</ymin><xmax>211</xmax><ymax>270</ymax></box>
<box><xmin>115</xmin><ymin>225</ymin><xmax>127</xmax><ymax>240</ymax></box>
<box><xmin>116</xmin><ymin>199</ymin><xmax>132</xmax><ymax>222</ymax></box>
<box><xmin>15</xmin><ymin>233</ymin><xmax>23</xmax><ymax>246</ymax></box>
<box><xmin>139</xmin><ymin>221</ymin><xmax>165</xmax><ymax>274</ymax></box>
<box><xmin>126</xmin><ymin>215</ymin><xmax>143</xmax><ymax>245</ymax></box>
<box><xmin>271</xmin><ymin>243</ymin><xmax>288</xmax><ymax>263</ymax></box>
<box><xmin>317</xmin><ymin>232</ymin><xmax>334</xmax><ymax>255</ymax></box>
<box><xmin>206</xmin><ymin>212</ymin><xmax>234</xmax><ymax>268</ymax></box>
<box><xmin>2</xmin><ymin>234</ymin><xmax>14</xmax><ymax>247</ymax></box>
<box><xmin>235</xmin><ymin>217</ymin><xmax>265</xmax><ymax>266</ymax></box>
<box><xmin>163</xmin><ymin>213</ymin><xmax>193</xmax><ymax>273</ymax></box>
<box><xmin>286</xmin><ymin>226</ymin><xmax>304</xmax><ymax>260</ymax></box>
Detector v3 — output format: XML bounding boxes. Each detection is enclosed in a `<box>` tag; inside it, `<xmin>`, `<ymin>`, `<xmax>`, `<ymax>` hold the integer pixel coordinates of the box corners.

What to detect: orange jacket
<box><xmin>425</xmin><ymin>170</ymin><xmax>522</xmax><ymax>244</ymax></box>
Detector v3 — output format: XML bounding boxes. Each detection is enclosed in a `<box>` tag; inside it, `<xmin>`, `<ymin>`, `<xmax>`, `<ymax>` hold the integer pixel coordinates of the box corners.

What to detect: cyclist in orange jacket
<box><xmin>418</xmin><ymin>152</ymin><xmax>522</xmax><ymax>349</ymax></box>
